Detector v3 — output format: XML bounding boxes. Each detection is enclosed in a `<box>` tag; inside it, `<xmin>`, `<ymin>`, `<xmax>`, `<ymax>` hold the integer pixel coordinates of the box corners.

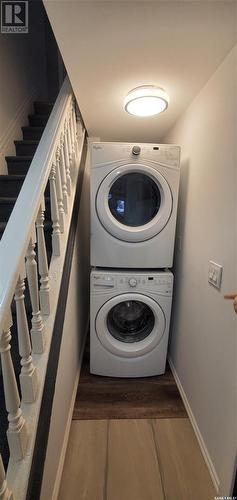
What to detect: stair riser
<box><xmin>34</xmin><ymin>102</ymin><xmax>53</xmax><ymax>115</ymax></box>
<box><xmin>0</xmin><ymin>181</ymin><xmax>50</xmax><ymax>197</ymax></box>
<box><xmin>0</xmin><ymin>201</ymin><xmax>51</xmax><ymax>222</ymax></box>
<box><xmin>6</xmin><ymin>158</ymin><xmax>32</xmax><ymax>175</ymax></box>
<box><xmin>29</xmin><ymin>115</ymin><xmax>48</xmax><ymax>127</ymax></box>
<box><xmin>0</xmin><ymin>180</ymin><xmax>24</xmax><ymax>197</ymax></box>
<box><xmin>15</xmin><ymin>143</ymin><xmax>38</xmax><ymax>156</ymax></box>
<box><xmin>22</xmin><ymin>128</ymin><xmax>44</xmax><ymax>140</ymax></box>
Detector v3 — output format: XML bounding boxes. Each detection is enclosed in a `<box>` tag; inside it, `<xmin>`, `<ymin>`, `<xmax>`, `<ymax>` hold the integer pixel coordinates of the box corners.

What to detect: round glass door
<box><xmin>95</xmin><ymin>293</ymin><xmax>166</xmax><ymax>358</ymax></box>
<box><xmin>108</xmin><ymin>173</ymin><xmax>161</xmax><ymax>227</ymax></box>
<box><xmin>96</xmin><ymin>164</ymin><xmax>172</xmax><ymax>243</ymax></box>
<box><xmin>107</xmin><ymin>300</ymin><xmax>155</xmax><ymax>343</ymax></box>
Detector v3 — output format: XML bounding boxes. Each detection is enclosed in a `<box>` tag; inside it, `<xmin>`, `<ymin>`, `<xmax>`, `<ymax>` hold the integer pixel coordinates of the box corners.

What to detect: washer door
<box><xmin>96</xmin><ymin>163</ymin><xmax>172</xmax><ymax>242</ymax></box>
<box><xmin>96</xmin><ymin>293</ymin><xmax>166</xmax><ymax>358</ymax></box>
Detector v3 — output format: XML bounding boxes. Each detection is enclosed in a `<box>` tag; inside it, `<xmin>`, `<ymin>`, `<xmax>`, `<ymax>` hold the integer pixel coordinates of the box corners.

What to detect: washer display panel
<box><xmin>96</xmin><ymin>164</ymin><xmax>172</xmax><ymax>242</ymax></box>
<box><xmin>96</xmin><ymin>293</ymin><xmax>166</xmax><ymax>358</ymax></box>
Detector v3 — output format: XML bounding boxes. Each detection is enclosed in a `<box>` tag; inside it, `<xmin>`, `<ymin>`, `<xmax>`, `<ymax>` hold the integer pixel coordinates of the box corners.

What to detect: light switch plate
<box><xmin>208</xmin><ymin>261</ymin><xmax>223</xmax><ymax>289</ymax></box>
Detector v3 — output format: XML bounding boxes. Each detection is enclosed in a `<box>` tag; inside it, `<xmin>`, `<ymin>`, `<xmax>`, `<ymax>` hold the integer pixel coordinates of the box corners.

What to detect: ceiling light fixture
<box><xmin>124</xmin><ymin>85</ymin><xmax>169</xmax><ymax>117</ymax></box>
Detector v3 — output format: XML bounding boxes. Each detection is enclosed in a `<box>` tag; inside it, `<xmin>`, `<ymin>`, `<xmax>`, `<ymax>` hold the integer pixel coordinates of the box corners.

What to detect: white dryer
<box><xmin>90</xmin><ymin>269</ymin><xmax>173</xmax><ymax>377</ymax></box>
<box><xmin>90</xmin><ymin>142</ymin><xmax>180</xmax><ymax>268</ymax></box>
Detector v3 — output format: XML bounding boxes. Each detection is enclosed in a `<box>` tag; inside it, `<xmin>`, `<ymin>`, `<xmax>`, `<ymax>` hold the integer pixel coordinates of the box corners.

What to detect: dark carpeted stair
<box><xmin>0</xmin><ymin>101</ymin><xmax>54</xmax><ymax>470</ymax></box>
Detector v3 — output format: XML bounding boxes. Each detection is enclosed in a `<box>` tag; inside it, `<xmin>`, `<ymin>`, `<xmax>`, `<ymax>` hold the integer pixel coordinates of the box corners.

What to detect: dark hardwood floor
<box><xmin>73</xmin><ymin>338</ymin><xmax>187</xmax><ymax>420</ymax></box>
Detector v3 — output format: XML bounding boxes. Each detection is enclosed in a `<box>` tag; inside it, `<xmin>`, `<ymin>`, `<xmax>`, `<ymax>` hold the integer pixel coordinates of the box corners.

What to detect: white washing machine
<box><xmin>90</xmin><ymin>142</ymin><xmax>180</xmax><ymax>268</ymax></box>
<box><xmin>90</xmin><ymin>269</ymin><xmax>173</xmax><ymax>377</ymax></box>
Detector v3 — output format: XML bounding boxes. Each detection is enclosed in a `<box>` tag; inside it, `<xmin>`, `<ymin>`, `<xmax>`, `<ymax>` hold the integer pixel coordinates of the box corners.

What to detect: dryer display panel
<box><xmin>108</xmin><ymin>173</ymin><xmax>161</xmax><ymax>227</ymax></box>
<box><xmin>107</xmin><ymin>300</ymin><xmax>155</xmax><ymax>343</ymax></box>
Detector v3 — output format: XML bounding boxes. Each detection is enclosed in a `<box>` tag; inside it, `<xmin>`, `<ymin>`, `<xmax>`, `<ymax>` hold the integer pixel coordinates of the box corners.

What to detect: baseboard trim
<box><xmin>51</xmin><ymin>320</ymin><xmax>89</xmax><ymax>500</ymax></box>
<box><xmin>168</xmin><ymin>355</ymin><xmax>220</xmax><ymax>493</ymax></box>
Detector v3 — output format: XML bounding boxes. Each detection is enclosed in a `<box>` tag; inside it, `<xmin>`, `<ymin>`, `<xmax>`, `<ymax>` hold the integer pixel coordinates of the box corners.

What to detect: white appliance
<box><xmin>90</xmin><ymin>269</ymin><xmax>173</xmax><ymax>377</ymax></box>
<box><xmin>90</xmin><ymin>142</ymin><xmax>180</xmax><ymax>268</ymax></box>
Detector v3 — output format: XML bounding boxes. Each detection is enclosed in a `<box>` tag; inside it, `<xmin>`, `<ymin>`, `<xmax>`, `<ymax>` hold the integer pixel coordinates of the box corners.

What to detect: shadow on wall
<box><xmin>169</xmin><ymin>156</ymin><xmax>190</xmax><ymax>356</ymax></box>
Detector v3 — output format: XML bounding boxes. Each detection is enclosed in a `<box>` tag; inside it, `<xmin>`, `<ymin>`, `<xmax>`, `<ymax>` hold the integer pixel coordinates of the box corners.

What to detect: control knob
<box><xmin>128</xmin><ymin>278</ymin><xmax>137</xmax><ymax>287</ymax></box>
<box><xmin>132</xmin><ymin>145</ymin><xmax>141</xmax><ymax>155</ymax></box>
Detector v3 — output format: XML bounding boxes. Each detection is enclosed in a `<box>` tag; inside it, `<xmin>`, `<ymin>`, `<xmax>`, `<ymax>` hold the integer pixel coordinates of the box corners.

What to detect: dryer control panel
<box><xmin>91</xmin><ymin>271</ymin><xmax>173</xmax><ymax>295</ymax></box>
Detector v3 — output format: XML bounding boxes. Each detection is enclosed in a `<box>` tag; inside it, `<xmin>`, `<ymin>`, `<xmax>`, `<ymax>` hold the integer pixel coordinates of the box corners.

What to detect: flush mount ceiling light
<box><xmin>124</xmin><ymin>85</ymin><xmax>169</xmax><ymax>117</ymax></box>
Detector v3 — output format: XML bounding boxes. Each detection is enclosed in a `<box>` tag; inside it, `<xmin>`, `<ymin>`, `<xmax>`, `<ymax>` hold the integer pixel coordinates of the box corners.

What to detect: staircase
<box><xmin>0</xmin><ymin>77</ymin><xmax>86</xmax><ymax>499</ymax></box>
<box><xmin>0</xmin><ymin>101</ymin><xmax>54</xmax><ymax>471</ymax></box>
<box><xmin>0</xmin><ymin>101</ymin><xmax>54</xmax><ymax>256</ymax></box>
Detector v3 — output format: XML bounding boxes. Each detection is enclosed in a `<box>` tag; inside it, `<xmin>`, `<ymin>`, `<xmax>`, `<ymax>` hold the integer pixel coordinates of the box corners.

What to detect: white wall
<box><xmin>0</xmin><ymin>5</ymin><xmax>48</xmax><ymax>173</ymax></box>
<box><xmin>164</xmin><ymin>45</ymin><xmax>237</xmax><ymax>495</ymax></box>
<box><xmin>40</xmin><ymin>150</ymin><xmax>90</xmax><ymax>500</ymax></box>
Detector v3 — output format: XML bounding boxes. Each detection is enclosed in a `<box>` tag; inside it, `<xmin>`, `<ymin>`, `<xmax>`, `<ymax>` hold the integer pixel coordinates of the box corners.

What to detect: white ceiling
<box><xmin>44</xmin><ymin>0</ymin><xmax>237</xmax><ymax>142</ymax></box>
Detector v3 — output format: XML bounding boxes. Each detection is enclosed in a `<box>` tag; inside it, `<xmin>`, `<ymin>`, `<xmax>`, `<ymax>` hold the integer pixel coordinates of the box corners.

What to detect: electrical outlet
<box><xmin>208</xmin><ymin>261</ymin><xmax>223</xmax><ymax>290</ymax></box>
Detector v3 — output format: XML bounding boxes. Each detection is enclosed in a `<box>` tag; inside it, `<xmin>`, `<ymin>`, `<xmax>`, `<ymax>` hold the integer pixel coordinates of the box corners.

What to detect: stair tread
<box><xmin>0</xmin><ymin>174</ymin><xmax>26</xmax><ymax>180</ymax></box>
<box><xmin>0</xmin><ymin>218</ymin><xmax>52</xmax><ymax>231</ymax></box>
<box><xmin>34</xmin><ymin>101</ymin><xmax>54</xmax><ymax>106</ymax></box>
<box><xmin>0</xmin><ymin>196</ymin><xmax>18</xmax><ymax>203</ymax></box>
<box><xmin>22</xmin><ymin>126</ymin><xmax>44</xmax><ymax>131</ymax></box>
<box><xmin>28</xmin><ymin>114</ymin><xmax>50</xmax><ymax>119</ymax></box>
<box><xmin>14</xmin><ymin>140</ymin><xmax>39</xmax><ymax>145</ymax></box>
<box><xmin>5</xmin><ymin>155</ymin><xmax>33</xmax><ymax>161</ymax></box>
<box><xmin>0</xmin><ymin>195</ymin><xmax>50</xmax><ymax>202</ymax></box>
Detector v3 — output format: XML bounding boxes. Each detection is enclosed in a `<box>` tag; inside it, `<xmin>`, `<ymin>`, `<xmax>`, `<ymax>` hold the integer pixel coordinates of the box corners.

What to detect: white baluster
<box><xmin>0</xmin><ymin>454</ymin><xmax>14</xmax><ymax>499</ymax></box>
<box><xmin>14</xmin><ymin>274</ymin><xmax>38</xmax><ymax>403</ymax></box>
<box><xmin>49</xmin><ymin>162</ymin><xmax>61</xmax><ymax>256</ymax></box>
<box><xmin>0</xmin><ymin>314</ymin><xmax>28</xmax><ymax>462</ymax></box>
<box><xmin>68</xmin><ymin>109</ymin><xmax>76</xmax><ymax>162</ymax></box>
<box><xmin>26</xmin><ymin>235</ymin><xmax>45</xmax><ymax>354</ymax></box>
<box><xmin>55</xmin><ymin>147</ymin><xmax>65</xmax><ymax>233</ymax></box>
<box><xmin>66</xmin><ymin>120</ymin><xmax>73</xmax><ymax>174</ymax></box>
<box><xmin>71</xmin><ymin>100</ymin><xmax>79</xmax><ymax>157</ymax></box>
<box><xmin>69</xmin><ymin>103</ymin><xmax>76</xmax><ymax>149</ymax></box>
<box><xmin>60</xmin><ymin>134</ymin><xmax>68</xmax><ymax>214</ymax></box>
<box><xmin>63</xmin><ymin>124</ymin><xmax>71</xmax><ymax>196</ymax></box>
<box><xmin>36</xmin><ymin>203</ymin><xmax>50</xmax><ymax>315</ymax></box>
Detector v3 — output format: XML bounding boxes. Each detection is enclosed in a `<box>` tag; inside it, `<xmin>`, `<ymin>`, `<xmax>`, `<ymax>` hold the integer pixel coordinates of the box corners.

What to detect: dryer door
<box><xmin>96</xmin><ymin>163</ymin><xmax>172</xmax><ymax>242</ymax></box>
<box><xmin>95</xmin><ymin>293</ymin><xmax>166</xmax><ymax>358</ymax></box>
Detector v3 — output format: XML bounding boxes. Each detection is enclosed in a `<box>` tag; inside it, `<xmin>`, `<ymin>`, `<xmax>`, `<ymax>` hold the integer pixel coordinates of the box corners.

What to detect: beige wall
<box><xmin>40</xmin><ymin>149</ymin><xmax>90</xmax><ymax>500</ymax></box>
<box><xmin>164</xmin><ymin>45</ymin><xmax>237</xmax><ymax>495</ymax></box>
<box><xmin>0</xmin><ymin>4</ymin><xmax>47</xmax><ymax>173</ymax></box>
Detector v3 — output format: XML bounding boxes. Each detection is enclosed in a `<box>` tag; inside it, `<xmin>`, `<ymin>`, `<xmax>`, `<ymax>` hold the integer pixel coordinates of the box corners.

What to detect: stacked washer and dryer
<box><xmin>90</xmin><ymin>142</ymin><xmax>180</xmax><ymax>377</ymax></box>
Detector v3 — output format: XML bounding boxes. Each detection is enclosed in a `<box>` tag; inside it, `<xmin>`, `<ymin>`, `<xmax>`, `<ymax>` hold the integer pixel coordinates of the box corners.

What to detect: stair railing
<box><xmin>0</xmin><ymin>76</ymin><xmax>85</xmax><ymax>499</ymax></box>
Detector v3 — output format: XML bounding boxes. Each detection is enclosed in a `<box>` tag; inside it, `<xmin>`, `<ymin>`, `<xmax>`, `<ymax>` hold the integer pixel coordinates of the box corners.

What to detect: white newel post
<box><xmin>0</xmin><ymin>454</ymin><xmax>13</xmax><ymax>500</ymax></box>
<box><xmin>60</xmin><ymin>134</ymin><xmax>68</xmax><ymax>214</ymax></box>
<box><xmin>26</xmin><ymin>236</ymin><xmax>45</xmax><ymax>354</ymax></box>
<box><xmin>55</xmin><ymin>147</ymin><xmax>65</xmax><ymax>233</ymax></box>
<box><xmin>0</xmin><ymin>314</ymin><xmax>28</xmax><ymax>461</ymax></box>
<box><xmin>14</xmin><ymin>274</ymin><xmax>38</xmax><ymax>403</ymax></box>
<box><xmin>63</xmin><ymin>124</ymin><xmax>72</xmax><ymax>196</ymax></box>
<box><xmin>36</xmin><ymin>203</ymin><xmax>50</xmax><ymax>315</ymax></box>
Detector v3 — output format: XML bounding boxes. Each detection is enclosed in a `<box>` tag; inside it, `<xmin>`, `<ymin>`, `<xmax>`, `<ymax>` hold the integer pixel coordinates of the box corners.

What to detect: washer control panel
<box><xmin>91</xmin><ymin>272</ymin><xmax>173</xmax><ymax>294</ymax></box>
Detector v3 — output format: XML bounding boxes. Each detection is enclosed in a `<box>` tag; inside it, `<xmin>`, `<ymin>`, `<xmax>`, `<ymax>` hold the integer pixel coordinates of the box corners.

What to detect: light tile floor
<box><xmin>58</xmin><ymin>418</ymin><xmax>216</xmax><ymax>500</ymax></box>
